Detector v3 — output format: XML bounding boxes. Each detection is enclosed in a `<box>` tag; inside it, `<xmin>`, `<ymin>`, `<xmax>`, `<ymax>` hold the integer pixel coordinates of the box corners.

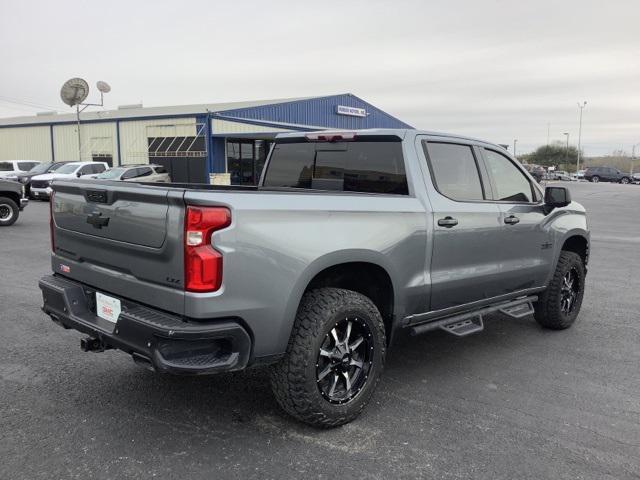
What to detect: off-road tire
<box><xmin>270</xmin><ymin>288</ymin><xmax>386</xmax><ymax>428</ymax></box>
<box><xmin>0</xmin><ymin>197</ymin><xmax>19</xmax><ymax>226</ymax></box>
<box><xmin>534</xmin><ymin>251</ymin><xmax>585</xmax><ymax>330</ymax></box>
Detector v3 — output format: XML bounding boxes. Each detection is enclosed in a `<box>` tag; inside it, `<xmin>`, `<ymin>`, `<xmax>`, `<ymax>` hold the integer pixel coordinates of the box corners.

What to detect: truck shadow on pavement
<box><xmin>58</xmin><ymin>313</ymin><xmax>559</xmax><ymax>434</ymax></box>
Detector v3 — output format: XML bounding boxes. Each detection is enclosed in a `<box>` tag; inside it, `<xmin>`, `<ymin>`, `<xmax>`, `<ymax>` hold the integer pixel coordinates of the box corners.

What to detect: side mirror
<box><xmin>544</xmin><ymin>186</ymin><xmax>571</xmax><ymax>210</ymax></box>
<box><xmin>76</xmin><ymin>172</ymin><xmax>82</xmax><ymax>177</ymax></box>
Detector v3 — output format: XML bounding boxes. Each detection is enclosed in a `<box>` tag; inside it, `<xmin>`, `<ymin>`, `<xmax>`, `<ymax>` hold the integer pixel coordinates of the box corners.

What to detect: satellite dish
<box><xmin>96</xmin><ymin>81</ymin><xmax>111</xmax><ymax>93</ymax></box>
<box><xmin>60</xmin><ymin>77</ymin><xmax>89</xmax><ymax>107</ymax></box>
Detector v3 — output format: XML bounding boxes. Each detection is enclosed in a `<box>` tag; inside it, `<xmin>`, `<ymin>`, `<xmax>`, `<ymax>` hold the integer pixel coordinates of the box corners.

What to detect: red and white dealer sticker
<box><xmin>96</xmin><ymin>292</ymin><xmax>121</xmax><ymax>324</ymax></box>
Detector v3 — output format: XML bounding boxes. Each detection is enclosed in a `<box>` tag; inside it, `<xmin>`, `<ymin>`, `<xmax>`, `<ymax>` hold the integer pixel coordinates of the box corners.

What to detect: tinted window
<box><xmin>18</xmin><ymin>162</ymin><xmax>38</xmax><ymax>171</ymax></box>
<box><xmin>483</xmin><ymin>149</ymin><xmax>533</xmax><ymax>202</ymax></box>
<box><xmin>154</xmin><ymin>165</ymin><xmax>167</xmax><ymax>174</ymax></box>
<box><xmin>137</xmin><ymin>167</ymin><xmax>152</xmax><ymax>177</ymax></box>
<box><xmin>121</xmin><ymin>168</ymin><xmax>139</xmax><ymax>180</ymax></box>
<box><xmin>263</xmin><ymin>141</ymin><xmax>408</xmax><ymax>194</ymax></box>
<box><xmin>92</xmin><ymin>164</ymin><xmax>106</xmax><ymax>174</ymax></box>
<box><xmin>423</xmin><ymin>142</ymin><xmax>484</xmax><ymax>201</ymax></box>
<box><xmin>29</xmin><ymin>163</ymin><xmax>51</xmax><ymax>174</ymax></box>
<box><xmin>0</xmin><ymin>162</ymin><xmax>13</xmax><ymax>171</ymax></box>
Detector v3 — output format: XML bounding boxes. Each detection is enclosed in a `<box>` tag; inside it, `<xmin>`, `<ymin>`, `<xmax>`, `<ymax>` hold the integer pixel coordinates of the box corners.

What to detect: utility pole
<box><xmin>576</xmin><ymin>101</ymin><xmax>587</xmax><ymax>173</ymax></box>
<box><xmin>563</xmin><ymin>132</ymin><xmax>570</xmax><ymax>166</ymax></box>
<box><xmin>513</xmin><ymin>139</ymin><xmax>518</xmax><ymax>159</ymax></box>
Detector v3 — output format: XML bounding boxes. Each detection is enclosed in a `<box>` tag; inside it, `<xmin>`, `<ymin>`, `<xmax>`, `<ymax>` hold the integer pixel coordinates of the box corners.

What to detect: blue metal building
<box><xmin>0</xmin><ymin>93</ymin><xmax>412</xmax><ymax>184</ymax></box>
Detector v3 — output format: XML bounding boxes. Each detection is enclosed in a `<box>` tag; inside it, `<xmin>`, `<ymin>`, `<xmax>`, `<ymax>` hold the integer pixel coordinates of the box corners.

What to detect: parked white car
<box><xmin>30</xmin><ymin>161</ymin><xmax>109</xmax><ymax>199</ymax></box>
<box><xmin>91</xmin><ymin>164</ymin><xmax>171</xmax><ymax>183</ymax></box>
<box><xmin>0</xmin><ymin>160</ymin><xmax>42</xmax><ymax>178</ymax></box>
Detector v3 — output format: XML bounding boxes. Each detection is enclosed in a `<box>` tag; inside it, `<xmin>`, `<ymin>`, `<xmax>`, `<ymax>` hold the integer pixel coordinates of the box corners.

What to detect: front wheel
<box><xmin>591</xmin><ymin>176</ymin><xmax>600</xmax><ymax>183</ymax></box>
<box><xmin>620</xmin><ymin>177</ymin><xmax>630</xmax><ymax>184</ymax></box>
<box><xmin>534</xmin><ymin>251</ymin><xmax>586</xmax><ymax>329</ymax></box>
<box><xmin>270</xmin><ymin>288</ymin><xmax>386</xmax><ymax>428</ymax></box>
<box><xmin>0</xmin><ymin>197</ymin><xmax>19</xmax><ymax>226</ymax></box>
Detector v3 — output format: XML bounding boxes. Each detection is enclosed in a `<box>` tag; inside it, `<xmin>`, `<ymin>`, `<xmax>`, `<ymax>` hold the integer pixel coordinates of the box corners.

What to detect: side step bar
<box><xmin>410</xmin><ymin>296</ymin><xmax>537</xmax><ymax>337</ymax></box>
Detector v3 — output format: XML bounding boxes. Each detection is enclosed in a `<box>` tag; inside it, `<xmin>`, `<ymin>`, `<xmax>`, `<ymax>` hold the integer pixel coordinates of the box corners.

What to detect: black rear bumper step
<box><xmin>39</xmin><ymin>274</ymin><xmax>251</xmax><ymax>375</ymax></box>
<box><xmin>409</xmin><ymin>295</ymin><xmax>537</xmax><ymax>337</ymax></box>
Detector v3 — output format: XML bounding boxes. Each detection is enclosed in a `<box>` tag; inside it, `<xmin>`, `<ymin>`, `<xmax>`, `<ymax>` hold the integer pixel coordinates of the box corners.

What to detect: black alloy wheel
<box><xmin>316</xmin><ymin>317</ymin><xmax>373</xmax><ymax>405</ymax></box>
<box><xmin>559</xmin><ymin>268</ymin><xmax>580</xmax><ymax>315</ymax></box>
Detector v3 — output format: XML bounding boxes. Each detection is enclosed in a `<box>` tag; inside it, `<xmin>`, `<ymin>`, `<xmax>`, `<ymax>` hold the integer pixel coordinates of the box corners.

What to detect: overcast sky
<box><xmin>1</xmin><ymin>0</ymin><xmax>639</xmax><ymax>155</ymax></box>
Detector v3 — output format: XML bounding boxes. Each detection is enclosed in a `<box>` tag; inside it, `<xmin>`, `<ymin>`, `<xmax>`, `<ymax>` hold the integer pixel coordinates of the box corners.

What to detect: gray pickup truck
<box><xmin>39</xmin><ymin>129</ymin><xmax>589</xmax><ymax>427</ymax></box>
<box><xmin>0</xmin><ymin>178</ymin><xmax>28</xmax><ymax>226</ymax></box>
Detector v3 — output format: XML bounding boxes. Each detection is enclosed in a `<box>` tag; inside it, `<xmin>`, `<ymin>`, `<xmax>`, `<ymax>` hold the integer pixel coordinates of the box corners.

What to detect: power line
<box><xmin>0</xmin><ymin>95</ymin><xmax>61</xmax><ymax>112</ymax></box>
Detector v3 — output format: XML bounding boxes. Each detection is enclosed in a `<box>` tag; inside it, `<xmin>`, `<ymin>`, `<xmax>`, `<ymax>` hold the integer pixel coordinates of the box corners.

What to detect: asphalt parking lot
<box><xmin>1</xmin><ymin>182</ymin><xmax>639</xmax><ymax>480</ymax></box>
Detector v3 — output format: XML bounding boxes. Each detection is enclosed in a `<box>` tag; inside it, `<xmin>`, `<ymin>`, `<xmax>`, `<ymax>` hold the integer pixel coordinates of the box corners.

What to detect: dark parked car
<box><xmin>523</xmin><ymin>164</ymin><xmax>545</xmax><ymax>182</ymax></box>
<box><xmin>583</xmin><ymin>166</ymin><xmax>631</xmax><ymax>184</ymax></box>
<box><xmin>0</xmin><ymin>178</ymin><xmax>28</xmax><ymax>226</ymax></box>
<box><xmin>11</xmin><ymin>161</ymin><xmax>71</xmax><ymax>197</ymax></box>
<box><xmin>632</xmin><ymin>173</ymin><xmax>640</xmax><ymax>185</ymax></box>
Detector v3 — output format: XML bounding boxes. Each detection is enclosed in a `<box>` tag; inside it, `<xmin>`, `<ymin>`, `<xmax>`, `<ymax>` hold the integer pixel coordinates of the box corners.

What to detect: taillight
<box><xmin>184</xmin><ymin>206</ymin><xmax>231</xmax><ymax>292</ymax></box>
<box><xmin>305</xmin><ymin>131</ymin><xmax>356</xmax><ymax>142</ymax></box>
<box><xmin>49</xmin><ymin>191</ymin><xmax>55</xmax><ymax>253</ymax></box>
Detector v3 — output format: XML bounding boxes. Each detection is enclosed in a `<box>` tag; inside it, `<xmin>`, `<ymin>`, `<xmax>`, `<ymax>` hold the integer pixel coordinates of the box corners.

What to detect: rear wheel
<box><xmin>270</xmin><ymin>288</ymin><xmax>386</xmax><ymax>428</ymax></box>
<box><xmin>534</xmin><ymin>251</ymin><xmax>585</xmax><ymax>329</ymax></box>
<box><xmin>621</xmin><ymin>177</ymin><xmax>630</xmax><ymax>184</ymax></box>
<box><xmin>591</xmin><ymin>176</ymin><xmax>600</xmax><ymax>183</ymax></box>
<box><xmin>0</xmin><ymin>197</ymin><xmax>19</xmax><ymax>226</ymax></box>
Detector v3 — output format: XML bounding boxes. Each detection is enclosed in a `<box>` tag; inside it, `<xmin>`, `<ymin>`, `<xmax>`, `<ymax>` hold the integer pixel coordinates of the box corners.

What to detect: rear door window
<box><xmin>422</xmin><ymin>142</ymin><xmax>484</xmax><ymax>201</ymax></box>
<box><xmin>263</xmin><ymin>141</ymin><xmax>408</xmax><ymax>194</ymax></box>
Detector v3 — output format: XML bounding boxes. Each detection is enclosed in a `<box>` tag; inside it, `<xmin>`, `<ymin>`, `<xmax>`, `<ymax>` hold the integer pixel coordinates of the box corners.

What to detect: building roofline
<box><xmin>0</xmin><ymin>95</ymin><xmax>322</xmax><ymax>127</ymax></box>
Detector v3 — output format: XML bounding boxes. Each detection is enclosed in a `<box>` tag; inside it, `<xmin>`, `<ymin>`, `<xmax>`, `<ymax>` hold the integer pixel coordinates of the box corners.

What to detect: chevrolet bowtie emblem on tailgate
<box><xmin>86</xmin><ymin>211</ymin><xmax>110</xmax><ymax>229</ymax></box>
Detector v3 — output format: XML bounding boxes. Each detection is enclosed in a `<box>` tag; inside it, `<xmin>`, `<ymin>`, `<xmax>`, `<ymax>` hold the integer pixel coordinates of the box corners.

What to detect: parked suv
<box><xmin>0</xmin><ymin>160</ymin><xmax>41</xmax><ymax>178</ymax></box>
<box><xmin>90</xmin><ymin>164</ymin><xmax>171</xmax><ymax>183</ymax></box>
<box><xmin>583</xmin><ymin>166</ymin><xmax>631</xmax><ymax>183</ymax></box>
<box><xmin>39</xmin><ymin>129</ymin><xmax>589</xmax><ymax>427</ymax></box>
<box><xmin>30</xmin><ymin>161</ymin><xmax>108</xmax><ymax>199</ymax></box>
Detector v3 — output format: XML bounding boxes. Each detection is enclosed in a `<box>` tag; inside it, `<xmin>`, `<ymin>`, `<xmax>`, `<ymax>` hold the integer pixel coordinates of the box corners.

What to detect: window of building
<box><xmin>263</xmin><ymin>141</ymin><xmax>408</xmax><ymax>194</ymax></box>
<box><xmin>227</xmin><ymin>139</ymin><xmax>273</xmax><ymax>186</ymax></box>
<box><xmin>483</xmin><ymin>148</ymin><xmax>534</xmax><ymax>202</ymax></box>
<box><xmin>423</xmin><ymin>142</ymin><xmax>484</xmax><ymax>201</ymax></box>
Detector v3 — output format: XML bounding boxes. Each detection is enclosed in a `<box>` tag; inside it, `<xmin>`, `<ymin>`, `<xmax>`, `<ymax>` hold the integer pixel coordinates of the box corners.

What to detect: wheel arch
<box><xmin>0</xmin><ymin>191</ymin><xmax>21</xmax><ymax>207</ymax></box>
<box><xmin>282</xmin><ymin>250</ymin><xmax>400</xmax><ymax>345</ymax></box>
<box><xmin>561</xmin><ymin>234</ymin><xmax>589</xmax><ymax>265</ymax></box>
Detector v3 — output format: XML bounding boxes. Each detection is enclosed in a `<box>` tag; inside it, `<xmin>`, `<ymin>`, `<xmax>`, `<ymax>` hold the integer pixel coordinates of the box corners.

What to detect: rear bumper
<box><xmin>39</xmin><ymin>274</ymin><xmax>252</xmax><ymax>375</ymax></box>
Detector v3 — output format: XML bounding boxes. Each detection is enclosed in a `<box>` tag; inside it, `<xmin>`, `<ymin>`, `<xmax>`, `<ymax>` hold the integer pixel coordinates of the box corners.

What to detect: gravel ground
<box><xmin>1</xmin><ymin>181</ymin><xmax>638</xmax><ymax>480</ymax></box>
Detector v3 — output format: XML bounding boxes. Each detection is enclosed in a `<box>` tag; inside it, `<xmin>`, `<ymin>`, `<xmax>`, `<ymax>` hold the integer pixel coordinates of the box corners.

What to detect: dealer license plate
<box><xmin>96</xmin><ymin>292</ymin><xmax>121</xmax><ymax>324</ymax></box>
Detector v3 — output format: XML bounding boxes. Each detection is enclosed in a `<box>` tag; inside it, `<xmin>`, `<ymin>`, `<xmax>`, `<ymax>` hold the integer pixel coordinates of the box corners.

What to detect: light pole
<box><xmin>513</xmin><ymin>139</ymin><xmax>518</xmax><ymax>158</ymax></box>
<box><xmin>576</xmin><ymin>101</ymin><xmax>587</xmax><ymax>173</ymax></box>
<box><xmin>632</xmin><ymin>143</ymin><xmax>640</xmax><ymax>175</ymax></box>
<box><xmin>563</xmin><ymin>132</ymin><xmax>570</xmax><ymax>166</ymax></box>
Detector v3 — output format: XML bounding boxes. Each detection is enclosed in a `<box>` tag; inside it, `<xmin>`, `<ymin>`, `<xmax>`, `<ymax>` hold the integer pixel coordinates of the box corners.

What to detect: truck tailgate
<box><xmin>51</xmin><ymin>179</ymin><xmax>186</xmax><ymax>315</ymax></box>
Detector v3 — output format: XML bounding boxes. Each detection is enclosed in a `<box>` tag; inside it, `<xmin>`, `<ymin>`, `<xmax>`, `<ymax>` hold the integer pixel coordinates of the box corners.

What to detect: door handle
<box><xmin>437</xmin><ymin>216</ymin><xmax>458</xmax><ymax>228</ymax></box>
<box><xmin>504</xmin><ymin>215</ymin><xmax>520</xmax><ymax>225</ymax></box>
